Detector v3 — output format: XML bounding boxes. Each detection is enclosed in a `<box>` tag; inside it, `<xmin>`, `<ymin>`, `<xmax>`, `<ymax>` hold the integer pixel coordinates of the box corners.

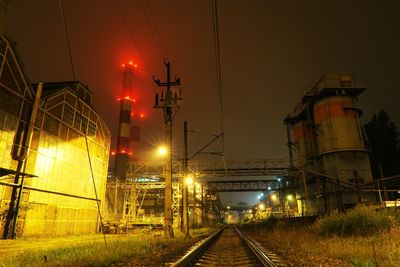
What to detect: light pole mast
<box><xmin>154</xmin><ymin>61</ymin><xmax>182</xmax><ymax>238</ymax></box>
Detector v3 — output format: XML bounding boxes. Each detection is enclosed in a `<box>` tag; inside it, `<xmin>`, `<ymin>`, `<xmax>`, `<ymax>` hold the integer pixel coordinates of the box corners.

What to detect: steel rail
<box><xmin>171</xmin><ymin>226</ymin><xmax>226</xmax><ymax>267</ymax></box>
<box><xmin>234</xmin><ymin>226</ymin><xmax>278</xmax><ymax>267</ymax></box>
<box><xmin>172</xmin><ymin>225</ymin><xmax>279</xmax><ymax>267</ymax></box>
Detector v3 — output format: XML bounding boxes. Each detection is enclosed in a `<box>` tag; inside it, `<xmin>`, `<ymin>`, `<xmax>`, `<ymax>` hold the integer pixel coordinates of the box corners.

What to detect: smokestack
<box><xmin>114</xmin><ymin>62</ymin><xmax>136</xmax><ymax>181</ymax></box>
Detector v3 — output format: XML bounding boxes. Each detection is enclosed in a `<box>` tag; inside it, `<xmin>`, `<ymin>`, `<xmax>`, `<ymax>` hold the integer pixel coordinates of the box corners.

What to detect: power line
<box><xmin>59</xmin><ymin>0</ymin><xmax>107</xmax><ymax>247</ymax></box>
<box><xmin>138</xmin><ymin>0</ymin><xmax>165</xmax><ymax>61</ymax></box>
<box><xmin>144</xmin><ymin>0</ymin><xmax>169</xmax><ymax>59</ymax></box>
<box><xmin>59</xmin><ymin>0</ymin><xmax>76</xmax><ymax>81</ymax></box>
<box><xmin>112</xmin><ymin>0</ymin><xmax>155</xmax><ymax>77</ymax></box>
<box><xmin>211</xmin><ymin>0</ymin><xmax>226</xmax><ymax>161</ymax></box>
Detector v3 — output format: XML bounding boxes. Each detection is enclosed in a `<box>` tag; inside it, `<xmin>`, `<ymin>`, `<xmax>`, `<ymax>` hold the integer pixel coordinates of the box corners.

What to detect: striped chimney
<box><xmin>115</xmin><ymin>61</ymin><xmax>136</xmax><ymax>181</ymax></box>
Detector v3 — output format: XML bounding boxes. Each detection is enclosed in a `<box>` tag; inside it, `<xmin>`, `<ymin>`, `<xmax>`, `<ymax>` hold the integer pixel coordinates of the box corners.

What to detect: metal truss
<box><xmin>120</xmin><ymin>181</ymin><xmax>182</xmax><ymax>223</ymax></box>
<box><xmin>207</xmin><ymin>179</ymin><xmax>282</xmax><ymax>192</ymax></box>
<box><xmin>126</xmin><ymin>158</ymin><xmax>294</xmax><ymax>180</ymax></box>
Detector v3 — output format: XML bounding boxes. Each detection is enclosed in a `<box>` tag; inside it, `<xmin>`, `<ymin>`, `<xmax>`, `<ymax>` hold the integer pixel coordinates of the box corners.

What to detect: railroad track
<box><xmin>171</xmin><ymin>225</ymin><xmax>286</xmax><ymax>267</ymax></box>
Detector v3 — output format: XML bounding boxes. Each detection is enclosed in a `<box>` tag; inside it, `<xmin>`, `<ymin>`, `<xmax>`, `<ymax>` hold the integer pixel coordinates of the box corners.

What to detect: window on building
<box><xmin>63</xmin><ymin>104</ymin><xmax>74</xmax><ymax>126</ymax></box>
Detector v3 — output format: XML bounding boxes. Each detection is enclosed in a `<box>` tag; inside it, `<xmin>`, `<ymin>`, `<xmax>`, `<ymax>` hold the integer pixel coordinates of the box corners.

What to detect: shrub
<box><xmin>316</xmin><ymin>206</ymin><xmax>399</xmax><ymax>237</ymax></box>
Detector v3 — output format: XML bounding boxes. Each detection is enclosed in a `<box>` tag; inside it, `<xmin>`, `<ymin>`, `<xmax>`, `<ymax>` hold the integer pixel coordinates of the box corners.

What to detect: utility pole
<box><xmin>154</xmin><ymin>61</ymin><xmax>182</xmax><ymax>238</ymax></box>
<box><xmin>183</xmin><ymin>121</ymin><xmax>189</xmax><ymax>236</ymax></box>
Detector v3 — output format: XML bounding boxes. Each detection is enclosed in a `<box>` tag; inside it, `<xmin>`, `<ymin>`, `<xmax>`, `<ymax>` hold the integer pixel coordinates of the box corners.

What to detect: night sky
<box><xmin>4</xmin><ymin>0</ymin><xmax>400</xmax><ymax>205</ymax></box>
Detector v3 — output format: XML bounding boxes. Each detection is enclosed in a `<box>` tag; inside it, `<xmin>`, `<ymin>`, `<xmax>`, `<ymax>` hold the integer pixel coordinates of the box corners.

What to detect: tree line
<box><xmin>364</xmin><ymin>110</ymin><xmax>400</xmax><ymax>179</ymax></box>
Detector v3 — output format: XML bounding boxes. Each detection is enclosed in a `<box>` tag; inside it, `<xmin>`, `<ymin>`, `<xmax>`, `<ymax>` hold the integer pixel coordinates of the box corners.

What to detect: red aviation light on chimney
<box><xmin>117</xmin><ymin>96</ymin><xmax>136</xmax><ymax>102</ymax></box>
<box><xmin>122</xmin><ymin>61</ymin><xmax>138</xmax><ymax>69</ymax></box>
<box><xmin>123</xmin><ymin>96</ymin><xmax>135</xmax><ymax>102</ymax></box>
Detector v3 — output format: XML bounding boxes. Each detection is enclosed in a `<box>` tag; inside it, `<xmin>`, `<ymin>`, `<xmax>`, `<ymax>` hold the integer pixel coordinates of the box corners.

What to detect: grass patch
<box><xmin>243</xmin><ymin>207</ymin><xmax>400</xmax><ymax>266</ymax></box>
<box><xmin>0</xmin><ymin>227</ymin><xmax>216</xmax><ymax>267</ymax></box>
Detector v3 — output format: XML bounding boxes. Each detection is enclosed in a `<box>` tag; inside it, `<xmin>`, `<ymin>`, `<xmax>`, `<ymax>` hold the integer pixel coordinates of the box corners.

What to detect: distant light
<box><xmin>121</xmin><ymin>64</ymin><xmax>125</xmax><ymax>68</ymax></box>
<box><xmin>257</xmin><ymin>195</ymin><xmax>261</xmax><ymax>199</ymax></box>
<box><xmin>260</xmin><ymin>193</ymin><xmax>264</xmax><ymax>197</ymax></box>
<box><xmin>277</xmin><ymin>178</ymin><xmax>281</xmax><ymax>182</ymax></box>
<box><xmin>121</xmin><ymin>150</ymin><xmax>126</xmax><ymax>154</ymax></box>
<box><xmin>271</xmin><ymin>194</ymin><xmax>277</xmax><ymax>201</ymax></box>
<box><xmin>129</xmin><ymin>152</ymin><xmax>133</xmax><ymax>156</ymax></box>
<box><xmin>287</xmin><ymin>195</ymin><xmax>294</xmax><ymax>201</ymax></box>
<box><xmin>128</xmin><ymin>60</ymin><xmax>133</xmax><ymax>65</ymax></box>
<box><xmin>139</xmin><ymin>113</ymin><xmax>144</xmax><ymax>118</ymax></box>
<box><xmin>111</xmin><ymin>151</ymin><xmax>116</xmax><ymax>156</ymax></box>
<box><xmin>227</xmin><ymin>206</ymin><xmax>230</xmax><ymax>210</ymax></box>
<box><xmin>267</xmin><ymin>186</ymin><xmax>271</xmax><ymax>190</ymax></box>
<box><xmin>258</xmin><ymin>203</ymin><xmax>265</xmax><ymax>210</ymax></box>
<box><xmin>134</xmin><ymin>64</ymin><xmax>138</xmax><ymax>68</ymax></box>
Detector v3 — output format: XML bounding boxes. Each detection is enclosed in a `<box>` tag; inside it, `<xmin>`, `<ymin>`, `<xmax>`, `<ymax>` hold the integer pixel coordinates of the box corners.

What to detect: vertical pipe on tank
<box><xmin>285</xmin><ymin>122</ymin><xmax>294</xmax><ymax>168</ymax></box>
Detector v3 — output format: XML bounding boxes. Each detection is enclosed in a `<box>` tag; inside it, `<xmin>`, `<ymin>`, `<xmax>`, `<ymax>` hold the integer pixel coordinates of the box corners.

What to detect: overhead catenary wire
<box><xmin>59</xmin><ymin>0</ymin><xmax>107</xmax><ymax>248</ymax></box>
<box><xmin>211</xmin><ymin>0</ymin><xmax>226</xmax><ymax>162</ymax></box>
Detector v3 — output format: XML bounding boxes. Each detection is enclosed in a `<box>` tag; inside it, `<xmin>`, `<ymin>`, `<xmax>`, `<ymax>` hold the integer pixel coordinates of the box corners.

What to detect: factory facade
<box><xmin>0</xmin><ymin>34</ymin><xmax>110</xmax><ymax>237</ymax></box>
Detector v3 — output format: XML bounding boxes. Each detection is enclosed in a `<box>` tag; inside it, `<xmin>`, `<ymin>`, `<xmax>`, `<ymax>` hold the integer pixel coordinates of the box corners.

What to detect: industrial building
<box><xmin>284</xmin><ymin>73</ymin><xmax>375</xmax><ymax>213</ymax></box>
<box><xmin>0</xmin><ymin>34</ymin><xmax>110</xmax><ymax>237</ymax></box>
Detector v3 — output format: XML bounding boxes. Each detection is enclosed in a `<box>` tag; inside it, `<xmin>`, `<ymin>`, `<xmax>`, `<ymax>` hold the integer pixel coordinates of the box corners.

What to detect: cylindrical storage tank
<box><xmin>292</xmin><ymin>120</ymin><xmax>315</xmax><ymax>165</ymax></box>
<box><xmin>313</xmin><ymin>94</ymin><xmax>364</xmax><ymax>155</ymax></box>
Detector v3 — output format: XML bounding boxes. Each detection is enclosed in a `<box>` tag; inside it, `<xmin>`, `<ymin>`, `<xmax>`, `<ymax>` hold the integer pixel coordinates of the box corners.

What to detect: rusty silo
<box><xmin>285</xmin><ymin>73</ymin><xmax>375</xmax><ymax>213</ymax></box>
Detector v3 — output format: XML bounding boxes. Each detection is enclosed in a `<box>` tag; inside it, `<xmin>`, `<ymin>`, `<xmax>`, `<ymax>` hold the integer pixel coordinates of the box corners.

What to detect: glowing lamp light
<box><xmin>111</xmin><ymin>151</ymin><xmax>116</xmax><ymax>156</ymax></box>
<box><xmin>158</xmin><ymin>146</ymin><xmax>167</xmax><ymax>156</ymax></box>
<box><xmin>139</xmin><ymin>113</ymin><xmax>144</xmax><ymax>118</ymax></box>
<box><xmin>121</xmin><ymin>150</ymin><xmax>126</xmax><ymax>154</ymax></box>
<box><xmin>258</xmin><ymin>203</ymin><xmax>265</xmax><ymax>210</ymax></box>
<box><xmin>129</xmin><ymin>152</ymin><xmax>133</xmax><ymax>156</ymax></box>
<box><xmin>128</xmin><ymin>60</ymin><xmax>133</xmax><ymax>65</ymax></box>
<box><xmin>185</xmin><ymin>175</ymin><xmax>193</xmax><ymax>185</ymax></box>
<box><xmin>227</xmin><ymin>206</ymin><xmax>231</xmax><ymax>210</ymax></box>
<box><xmin>287</xmin><ymin>194</ymin><xmax>294</xmax><ymax>201</ymax></box>
<box><xmin>271</xmin><ymin>194</ymin><xmax>278</xmax><ymax>201</ymax></box>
